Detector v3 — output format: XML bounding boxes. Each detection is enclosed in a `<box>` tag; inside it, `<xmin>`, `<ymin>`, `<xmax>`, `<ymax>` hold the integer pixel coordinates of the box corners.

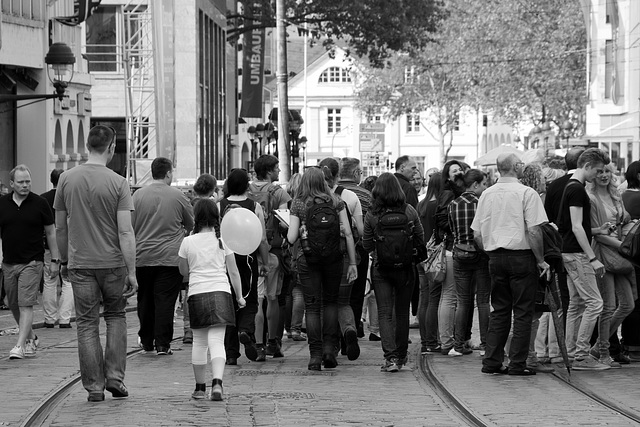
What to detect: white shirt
<box><xmin>471</xmin><ymin>177</ymin><xmax>548</xmax><ymax>251</ymax></box>
<box><xmin>178</xmin><ymin>233</ymin><xmax>234</xmax><ymax>295</ymax></box>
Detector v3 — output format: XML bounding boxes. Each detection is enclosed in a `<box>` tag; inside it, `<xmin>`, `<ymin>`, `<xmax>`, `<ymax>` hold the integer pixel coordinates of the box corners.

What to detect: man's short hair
<box><xmin>151</xmin><ymin>157</ymin><xmax>173</xmax><ymax>180</ymax></box>
<box><xmin>50</xmin><ymin>169</ymin><xmax>64</xmax><ymax>186</ymax></box>
<box><xmin>565</xmin><ymin>147</ymin><xmax>586</xmax><ymax>170</ymax></box>
<box><xmin>577</xmin><ymin>148</ymin><xmax>610</xmax><ymax>169</ymax></box>
<box><xmin>625</xmin><ymin>161</ymin><xmax>640</xmax><ymax>189</ymax></box>
<box><xmin>9</xmin><ymin>164</ymin><xmax>31</xmax><ymax>181</ymax></box>
<box><xmin>193</xmin><ymin>173</ymin><xmax>217</xmax><ymax>197</ymax></box>
<box><xmin>87</xmin><ymin>125</ymin><xmax>115</xmax><ymax>154</ymax></box>
<box><xmin>340</xmin><ymin>157</ymin><xmax>360</xmax><ymax>178</ymax></box>
<box><xmin>254</xmin><ymin>154</ymin><xmax>278</xmax><ymax>180</ymax></box>
<box><xmin>496</xmin><ymin>154</ymin><xmax>519</xmax><ymax>175</ymax></box>
<box><xmin>395</xmin><ymin>155</ymin><xmax>411</xmax><ymax>171</ymax></box>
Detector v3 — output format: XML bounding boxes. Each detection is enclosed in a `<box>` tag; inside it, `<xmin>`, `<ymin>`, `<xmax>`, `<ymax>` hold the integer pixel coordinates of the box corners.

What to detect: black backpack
<box><xmin>374</xmin><ymin>205</ymin><xmax>415</xmax><ymax>269</ymax></box>
<box><xmin>302</xmin><ymin>198</ymin><xmax>341</xmax><ymax>264</ymax></box>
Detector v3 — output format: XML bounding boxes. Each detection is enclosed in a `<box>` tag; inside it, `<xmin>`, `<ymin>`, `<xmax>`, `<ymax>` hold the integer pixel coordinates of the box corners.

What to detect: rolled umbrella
<box><xmin>545</xmin><ymin>270</ymin><xmax>571</xmax><ymax>377</ymax></box>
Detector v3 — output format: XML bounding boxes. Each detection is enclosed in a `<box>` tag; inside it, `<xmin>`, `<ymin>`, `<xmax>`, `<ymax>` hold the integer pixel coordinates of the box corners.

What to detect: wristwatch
<box><xmin>51</xmin><ymin>258</ymin><xmax>60</xmax><ymax>263</ymax></box>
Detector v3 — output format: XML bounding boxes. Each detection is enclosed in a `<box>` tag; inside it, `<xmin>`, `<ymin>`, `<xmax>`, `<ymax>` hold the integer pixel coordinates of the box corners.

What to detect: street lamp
<box><xmin>267</xmin><ymin>108</ymin><xmax>304</xmax><ymax>175</ymax></box>
<box><xmin>560</xmin><ymin>120</ymin><xmax>573</xmax><ymax>148</ymax></box>
<box><xmin>528</xmin><ymin>125</ymin><xmax>542</xmax><ymax>149</ymax></box>
<box><xmin>299</xmin><ymin>136</ymin><xmax>308</xmax><ymax>169</ymax></box>
<box><xmin>247</xmin><ymin>125</ymin><xmax>258</xmax><ymax>164</ymax></box>
<box><xmin>0</xmin><ymin>42</ymin><xmax>76</xmax><ymax>102</ymax></box>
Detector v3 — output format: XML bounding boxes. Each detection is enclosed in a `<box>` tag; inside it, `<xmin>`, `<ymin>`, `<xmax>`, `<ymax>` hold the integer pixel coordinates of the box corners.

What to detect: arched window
<box><xmin>318</xmin><ymin>67</ymin><xmax>351</xmax><ymax>83</ymax></box>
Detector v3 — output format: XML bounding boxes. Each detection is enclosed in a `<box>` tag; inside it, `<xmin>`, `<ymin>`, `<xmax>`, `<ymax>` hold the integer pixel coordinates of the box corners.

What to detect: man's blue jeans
<box><xmin>371</xmin><ymin>265</ymin><xmax>414</xmax><ymax>361</ymax></box>
<box><xmin>69</xmin><ymin>268</ymin><xmax>127</xmax><ymax>394</ymax></box>
<box><xmin>563</xmin><ymin>252</ymin><xmax>603</xmax><ymax>358</ymax></box>
<box><xmin>483</xmin><ymin>250</ymin><xmax>537</xmax><ymax>372</ymax></box>
<box><xmin>453</xmin><ymin>255</ymin><xmax>490</xmax><ymax>351</ymax></box>
<box><xmin>297</xmin><ymin>256</ymin><xmax>342</xmax><ymax>358</ymax></box>
<box><xmin>338</xmin><ymin>255</ymin><xmax>356</xmax><ymax>335</ymax></box>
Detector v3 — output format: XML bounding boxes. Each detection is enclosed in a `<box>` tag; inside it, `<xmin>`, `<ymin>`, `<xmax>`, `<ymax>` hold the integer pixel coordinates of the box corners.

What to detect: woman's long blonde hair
<box><xmin>296</xmin><ymin>167</ymin><xmax>338</xmax><ymax>207</ymax></box>
<box><xmin>587</xmin><ymin>163</ymin><xmax>622</xmax><ymax>203</ymax></box>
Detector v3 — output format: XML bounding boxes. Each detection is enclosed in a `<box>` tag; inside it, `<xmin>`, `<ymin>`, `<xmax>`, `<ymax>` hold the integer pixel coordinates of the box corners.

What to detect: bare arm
<box><xmin>473</xmin><ymin>230</ymin><xmax>484</xmax><ymax>251</ymax></box>
<box><xmin>225</xmin><ymin>253</ymin><xmax>246</xmax><ymax>308</ymax></box>
<box><xmin>55</xmin><ymin>210</ymin><xmax>69</xmax><ymax>262</ymax></box>
<box><xmin>527</xmin><ymin>224</ymin><xmax>550</xmax><ymax>280</ymax></box>
<box><xmin>570</xmin><ymin>206</ymin><xmax>605</xmax><ymax>275</ymax></box>
<box><xmin>287</xmin><ymin>215</ymin><xmax>301</xmax><ymax>245</ymax></box>
<box><xmin>44</xmin><ymin>224</ymin><xmax>60</xmax><ymax>278</ymax></box>
<box><xmin>340</xmin><ymin>209</ymin><xmax>358</xmax><ymax>282</ymax></box>
<box><xmin>117</xmin><ymin>210</ymin><xmax>138</xmax><ymax>298</ymax></box>
<box><xmin>178</xmin><ymin>256</ymin><xmax>189</xmax><ymax>278</ymax></box>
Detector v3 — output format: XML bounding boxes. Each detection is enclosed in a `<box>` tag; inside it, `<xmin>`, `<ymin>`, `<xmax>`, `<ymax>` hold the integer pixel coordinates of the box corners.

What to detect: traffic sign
<box><xmin>359</xmin><ymin>123</ymin><xmax>385</xmax><ymax>152</ymax></box>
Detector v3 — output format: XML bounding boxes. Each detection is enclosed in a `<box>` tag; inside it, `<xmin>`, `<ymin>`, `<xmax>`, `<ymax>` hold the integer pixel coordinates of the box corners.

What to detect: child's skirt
<box><xmin>188</xmin><ymin>291</ymin><xmax>236</xmax><ymax>329</ymax></box>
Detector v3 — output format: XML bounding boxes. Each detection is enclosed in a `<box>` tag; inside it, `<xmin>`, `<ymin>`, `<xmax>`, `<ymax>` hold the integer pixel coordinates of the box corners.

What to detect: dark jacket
<box><xmin>394</xmin><ymin>173</ymin><xmax>418</xmax><ymax>209</ymax></box>
<box><xmin>434</xmin><ymin>180</ymin><xmax>464</xmax><ymax>248</ymax></box>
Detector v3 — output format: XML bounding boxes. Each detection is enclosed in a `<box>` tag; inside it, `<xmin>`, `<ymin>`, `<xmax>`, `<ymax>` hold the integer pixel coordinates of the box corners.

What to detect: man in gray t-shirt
<box><xmin>131</xmin><ymin>157</ymin><xmax>194</xmax><ymax>355</ymax></box>
<box><xmin>55</xmin><ymin>125</ymin><xmax>138</xmax><ymax>402</ymax></box>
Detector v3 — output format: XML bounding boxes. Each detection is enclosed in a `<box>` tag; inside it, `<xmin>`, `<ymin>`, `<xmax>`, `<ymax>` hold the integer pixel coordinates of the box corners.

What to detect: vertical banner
<box><xmin>240</xmin><ymin>12</ymin><xmax>265</xmax><ymax>118</ymax></box>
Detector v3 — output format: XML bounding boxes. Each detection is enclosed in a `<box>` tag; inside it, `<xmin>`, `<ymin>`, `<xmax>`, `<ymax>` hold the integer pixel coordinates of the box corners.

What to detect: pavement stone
<box><xmin>3</xmin><ymin>300</ymin><xmax>640</xmax><ymax>426</ymax></box>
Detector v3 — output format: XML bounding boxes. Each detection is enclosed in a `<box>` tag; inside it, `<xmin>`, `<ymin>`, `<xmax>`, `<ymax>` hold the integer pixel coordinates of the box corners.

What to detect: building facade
<box><xmin>583</xmin><ymin>0</ymin><xmax>640</xmax><ymax>172</ymax></box>
<box><xmin>0</xmin><ymin>0</ymin><xmax>92</xmax><ymax>193</ymax></box>
<box><xmin>86</xmin><ymin>0</ymin><xmax>237</xmax><ymax>186</ymax></box>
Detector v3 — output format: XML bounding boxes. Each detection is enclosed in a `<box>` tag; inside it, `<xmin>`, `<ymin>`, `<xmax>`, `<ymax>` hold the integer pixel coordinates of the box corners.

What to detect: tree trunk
<box><xmin>276</xmin><ymin>0</ymin><xmax>291</xmax><ymax>181</ymax></box>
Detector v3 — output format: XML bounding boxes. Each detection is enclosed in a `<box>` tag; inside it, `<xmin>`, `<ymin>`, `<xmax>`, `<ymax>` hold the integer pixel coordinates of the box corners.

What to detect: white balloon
<box><xmin>220</xmin><ymin>208</ymin><xmax>262</xmax><ymax>255</ymax></box>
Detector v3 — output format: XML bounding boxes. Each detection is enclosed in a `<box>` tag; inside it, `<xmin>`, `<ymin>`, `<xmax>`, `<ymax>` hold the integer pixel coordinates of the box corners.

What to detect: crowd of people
<box><xmin>2</xmin><ymin>124</ymin><xmax>640</xmax><ymax>402</ymax></box>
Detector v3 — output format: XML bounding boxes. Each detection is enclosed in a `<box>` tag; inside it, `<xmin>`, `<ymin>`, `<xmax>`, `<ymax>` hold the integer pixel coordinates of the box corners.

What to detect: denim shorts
<box><xmin>188</xmin><ymin>291</ymin><xmax>236</xmax><ymax>329</ymax></box>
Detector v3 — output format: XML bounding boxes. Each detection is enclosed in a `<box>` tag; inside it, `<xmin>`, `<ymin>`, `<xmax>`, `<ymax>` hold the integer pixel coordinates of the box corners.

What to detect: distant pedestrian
<box><xmin>178</xmin><ymin>198</ymin><xmax>245</xmax><ymax>401</ymax></box>
<box><xmin>0</xmin><ymin>165</ymin><xmax>59</xmax><ymax>359</ymax></box>
<box><xmin>287</xmin><ymin>167</ymin><xmax>357</xmax><ymax>371</ymax></box>
<box><xmin>182</xmin><ymin>173</ymin><xmax>218</xmax><ymax>344</ymax></box>
<box><xmin>558</xmin><ymin>148</ymin><xmax>612</xmax><ymax>371</ymax></box>
<box><xmin>40</xmin><ymin>168</ymin><xmax>74</xmax><ymax>329</ymax></box>
<box><xmin>132</xmin><ymin>157</ymin><xmax>194</xmax><ymax>356</ymax></box>
<box><xmin>363</xmin><ymin>173</ymin><xmax>424</xmax><ymax>372</ymax></box>
<box><xmin>394</xmin><ymin>156</ymin><xmax>419</xmax><ymax>208</ymax></box>
<box><xmin>219</xmin><ymin>168</ymin><xmax>270</xmax><ymax>365</ymax></box>
<box><xmin>472</xmin><ymin>153</ymin><xmax>549</xmax><ymax>376</ymax></box>
<box><xmin>55</xmin><ymin>125</ymin><xmax>138</xmax><ymax>402</ymax></box>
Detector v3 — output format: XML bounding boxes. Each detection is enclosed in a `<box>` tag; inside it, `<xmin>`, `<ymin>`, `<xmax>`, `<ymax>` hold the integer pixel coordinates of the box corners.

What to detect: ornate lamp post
<box><xmin>299</xmin><ymin>136</ymin><xmax>308</xmax><ymax>169</ymax></box>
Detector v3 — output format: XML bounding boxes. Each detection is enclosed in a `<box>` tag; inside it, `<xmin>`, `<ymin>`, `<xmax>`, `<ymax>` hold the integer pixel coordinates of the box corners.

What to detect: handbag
<box><xmin>619</xmin><ymin>220</ymin><xmax>640</xmax><ymax>263</ymax></box>
<box><xmin>594</xmin><ymin>242</ymin><xmax>633</xmax><ymax>274</ymax></box>
<box><xmin>424</xmin><ymin>240</ymin><xmax>446</xmax><ymax>283</ymax></box>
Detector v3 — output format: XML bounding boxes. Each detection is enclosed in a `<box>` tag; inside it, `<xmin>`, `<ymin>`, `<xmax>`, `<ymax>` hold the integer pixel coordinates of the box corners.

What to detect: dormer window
<box><xmin>319</xmin><ymin>67</ymin><xmax>352</xmax><ymax>83</ymax></box>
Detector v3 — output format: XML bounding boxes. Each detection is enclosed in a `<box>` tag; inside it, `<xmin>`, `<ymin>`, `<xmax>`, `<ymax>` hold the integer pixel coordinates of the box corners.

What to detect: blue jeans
<box><xmin>453</xmin><ymin>256</ymin><xmax>491</xmax><ymax>351</ymax></box>
<box><xmin>563</xmin><ymin>252</ymin><xmax>603</xmax><ymax>358</ymax></box>
<box><xmin>417</xmin><ymin>266</ymin><xmax>429</xmax><ymax>348</ymax></box>
<box><xmin>437</xmin><ymin>253</ymin><xmax>456</xmax><ymax>350</ymax></box>
<box><xmin>297</xmin><ymin>256</ymin><xmax>342</xmax><ymax>358</ymax></box>
<box><xmin>483</xmin><ymin>250</ymin><xmax>537</xmax><ymax>372</ymax></box>
<box><xmin>372</xmin><ymin>266</ymin><xmax>415</xmax><ymax>361</ymax></box>
<box><xmin>69</xmin><ymin>268</ymin><xmax>128</xmax><ymax>394</ymax></box>
<box><xmin>338</xmin><ymin>255</ymin><xmax>356</xmax><ymax>335</ymax></box>
<box><xmin>597</xmin><ymin>271</ymin><xmax>634</xmax><ymax>356</ymax></box>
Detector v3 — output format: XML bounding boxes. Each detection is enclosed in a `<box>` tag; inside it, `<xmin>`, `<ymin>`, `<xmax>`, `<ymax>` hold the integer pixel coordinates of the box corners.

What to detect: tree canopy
<box><xmin>229</xmin><ymin>0</ymin><xmax>446</xmax><ymax>68</ymax></box>
<box><xmin>354</xmin><ymin>0</ymin><xmax>587</xmax><ymax>162</ymax></box>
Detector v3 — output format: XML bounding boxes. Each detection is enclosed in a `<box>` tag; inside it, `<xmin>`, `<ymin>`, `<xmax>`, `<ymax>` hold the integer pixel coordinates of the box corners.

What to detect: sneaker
<box><xmin>421</xmin><ymin>345</ymin><xmax>441</xmax><ymax>354</ymax></box>
<box><xmin>397</xmin><ymin>356</ymin><xmax>408</xmax><ymax>370</ymax></box>
<box><xmin>440</xmin><ymin>346</ymin><xmax>453</xmax><ymax>355</ymax></box>
<box><xmin>192</xmin><ymin>388</ymin><xmax>206</xmax><ymax>400</ymax></box>
<box><xmin>599</xmin><ymin>356</ymin><xmax>622</xmax><ymax>369</ymax></box>
<box><xmin>549</xmin><ymin>356</ymin><xmax>565</xmax><ymax>364</ymax></box>
<box><xmin>183</xmin><ymin>330</ymin><xmax>193</xmax><ymax>344</ymax></box>
<box><xmin>345</xmin><ymin>329</ymin><xmax>360</xmax><ymax>361</ymax></box>
<box><xmin>612</xmin><ymin>353</ymin><xmax>631</xmax><ymax>365</ymax></box>
<box><xmin>24</xmin><ymin>340</ymin><xmax>37</xmax><ymax>357</ymax></box>
<box><xmin>31</xmin><ymin>335</ymin><xmax>39</xmax><ymax>349</ymax></box>
<box><xmin>589</xmin><ymin>346</ymin><xmax>600</xmax><ymax>359</ymax></box>
<box><xmin>368</xmin><ymin>333</ymin><xmax>381</xmax><ymax>342</ymax></box>
<box><xmin>527</xmin><ymin>360</ymin><xmax>555</xmax><ymax>373</ymax></box>
<box><xmin>239</xmin><ymin>332</ymin><xmax>258</xmax><ymax>361</ymax></box>
<box><xmin>255</xmin><ymin>344</ymin><xmax>266</xmax><ymax>362</ymax></box>
<box><xmin>266</xmin><ymin>338</ymin><xmax>284</xmax><ymax>358</ymax></box>
<box><xmin>9</xmin><ymin>345</ymin><xmax>24</xmax><ymax>360</ymax></box>
<box><xmin>156</xmin><ymin>347</ymin><xmax>173</xmax><ymax>355</ymax></box>
<box><xmin>291</xmin><ymin>331</ymin><xmax>307</xmax><ymax>341</ymax></box>
<box><xmin>449</xmin><ymin>347</ymin><xmax>473</xmax><ymax>356</ymax></box>
<box><xmin>210</xmin><ymin>379</ymin><xmax>223</xmax><ymax>401</ymax></box>
<box><xmin>381</xmin><ymin>358</ymin><xmax>399</xmax><ymax>372</ymax></box>
<box><xmin>572</xmin><ymin>355</ymin><xmax>611</xmax><ymax>371</ymax></box>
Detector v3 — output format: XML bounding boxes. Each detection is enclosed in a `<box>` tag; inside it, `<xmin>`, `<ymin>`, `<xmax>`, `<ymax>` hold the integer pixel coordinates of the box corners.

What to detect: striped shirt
<box><xmin>447</xmin><ymin>191</ymin><xmax>478</xmax><ymax>246</ymax></box>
